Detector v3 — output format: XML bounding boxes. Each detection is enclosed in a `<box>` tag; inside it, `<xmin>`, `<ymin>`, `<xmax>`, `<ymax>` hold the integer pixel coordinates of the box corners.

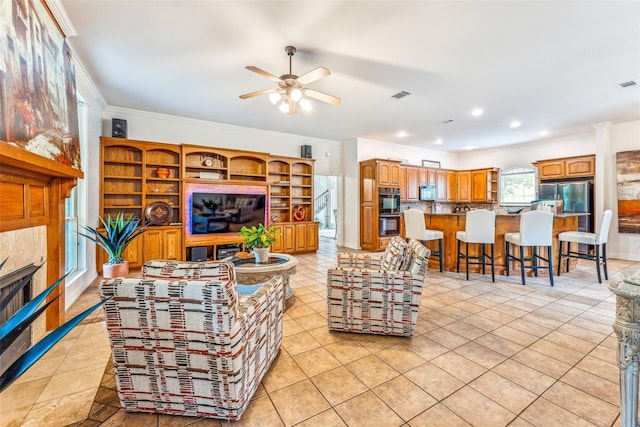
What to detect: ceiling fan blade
<box><xmin>304</xmin><ymin>89</ymin><xmax>341</xmax><ymax>105</ymax></box>
<box><xmin>296</xmin><ymin>67</ymin><xmax>330</xmax><ymax>85</ymax></box>
<box><xmin>245</xmin><ymin>66</ymin><xmax>282</xmax><ymax>82</ymax></box>
<box><xmin>239</xmin><ymin>88</ymin><xmax>276</xmax><ymax>99</ymax></box>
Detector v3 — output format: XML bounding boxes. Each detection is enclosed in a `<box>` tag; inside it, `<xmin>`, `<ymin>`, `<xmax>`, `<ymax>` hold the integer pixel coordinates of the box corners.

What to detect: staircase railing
<box><xmin>314</xmin><ymin>190</ymin><xmax>330</xmax><ymax>226</ymax></box>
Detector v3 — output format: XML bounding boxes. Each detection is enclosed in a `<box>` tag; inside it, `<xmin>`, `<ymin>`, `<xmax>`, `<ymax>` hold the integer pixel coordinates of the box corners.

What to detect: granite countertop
<box><xmin>423</xmin><ymin>211</ymin><xmax>589</xmax><ymax>217</ymax></box>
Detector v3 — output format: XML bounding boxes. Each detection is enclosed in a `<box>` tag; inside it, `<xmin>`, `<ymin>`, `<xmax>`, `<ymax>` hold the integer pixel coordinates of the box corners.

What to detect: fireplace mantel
<box><xmin>0</xmin><ymin>141</ymin><xmax>84</xmax><ymax>329</ymax></box>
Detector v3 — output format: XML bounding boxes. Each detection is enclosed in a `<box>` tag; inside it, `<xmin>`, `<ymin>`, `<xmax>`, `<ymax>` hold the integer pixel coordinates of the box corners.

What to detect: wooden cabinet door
<box><xmin>361</xmin><ymin>205</ymin><xmax>376</xmax><ymax>250</ymax></box>
<box><xmin>295</xmin><ymin>223</ymin><xmax>307</xmax><ymax>251</ymax></box>
<box><xmin>566</xmin><ymin>156</ymin><xmax>595</xmax><ymax>177</ymax></box>
<box><xmin>163</xmin><ymin>228</ymin><xmax>181</xmax><ymax>260</ymax></box>
<box><xmin>271</xmin><ymin>225</ymin><xmax>284</xmax><ymax>252</ymax></box>
<box><xmin>418</xmin><ymin>169</ymin><xmax>428</xmax><ymax>185</ymax></box>
<box><xmin>457</xmin><ymin>171</ymin><xmax>471</xmax><ymax>202</ymax></box>
<box><xmin>399</xmin><ymin>166</ymin><xmax>407</xmax><ymax>200</ymax></box>
<box><xmin>389</xmin><ymin>164</ymin><xmax>400</xmax><ymax>186</ymax></box>
<box><xmin>537</xmin><ymin>160</ymin><xmax>565</xmax><ymax>179</ymax></box>
<box><xmin>406</xmin><ymin>167</ymin><xmax>419</xmax><ymax>201</ymax></box>
<box><xmin>306</xmin><ymin>223</ymin><xmax>319</xmax><ymax>251</ymax></box>
<box><xmin>143</xmin><ymin>229</ymin><xmax>164</xmax><ymax>262</ymax></box>
<box><xmin>446</xmin><ymin>171</ymin><xmax>458</xmax><ymax>202</ymax></box>
<box><xmin>283</xmin><ymin>224</ymin><xmax>296</xmax><ymax>252</ymax></box>
<box><xmin>378</xmin><ymin>162</ymin><xmax>392</xmax><ymax>186</ymax></box>
<box><xmin>471</xmin><ymin>170</ymin><xmax>488</xmax><ymax>202</ymax></box>
<box><xmin>435</xmin><ymin>170</ymin><xmax>447</xmax><ymax>201</ymax></box>
<box><xmin>427</xmin><ymin>169</ymin><xmax>437</xmax><ymax>185</ymax></box>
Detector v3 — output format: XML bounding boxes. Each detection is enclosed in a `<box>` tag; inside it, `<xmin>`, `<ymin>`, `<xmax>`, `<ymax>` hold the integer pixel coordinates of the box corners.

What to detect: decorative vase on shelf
<box><xmin>155</xmin><ymin>167</ymin><xmax>170</xmax><ymax>178</ymax></box>
<box><xmin>254</xmin><ymin>247</ymin><xmax>270</xmax><ymax>264</ymax></box>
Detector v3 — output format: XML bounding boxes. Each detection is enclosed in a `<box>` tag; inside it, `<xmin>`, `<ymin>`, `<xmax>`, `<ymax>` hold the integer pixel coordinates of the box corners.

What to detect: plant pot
<box><xmin>254</xmin><ymin>247</ymin><xmax>270</xmax><ymax>264</ymax></box>
<box><xmin>103</xmin><ymin>261</ymin><xmax>129</xmax><ymax>279</ymax></box>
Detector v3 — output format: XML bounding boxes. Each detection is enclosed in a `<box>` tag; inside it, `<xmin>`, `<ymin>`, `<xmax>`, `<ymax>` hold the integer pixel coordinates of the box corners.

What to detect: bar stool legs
<box><xmin>457</xmin><ymin>241</ymin><xmax>495</xmax><ymax>282</ymax></box>
<box><xmin>505</xmin><ymin>242</ymin><xmax>554</xmax><ymax>286</ymax></box>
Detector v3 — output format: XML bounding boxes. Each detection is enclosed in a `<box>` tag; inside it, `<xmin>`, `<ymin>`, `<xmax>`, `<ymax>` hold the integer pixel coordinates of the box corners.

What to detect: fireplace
<box><xmin>0</xmin><ymin>263</ymin><xmax>38</xmax><ymax>370</ymax></box>
<box><xmin>0</xmin><ymin>142</ymin><xmax>83</xmax><ymax>330</ymax></box>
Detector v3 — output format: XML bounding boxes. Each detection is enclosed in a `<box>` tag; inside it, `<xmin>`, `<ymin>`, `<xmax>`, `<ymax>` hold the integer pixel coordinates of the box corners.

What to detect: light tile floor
<box><xmin>1</xmin><ymin>236</ymin><xmax>636</xmax><ymax>426</ymax></box>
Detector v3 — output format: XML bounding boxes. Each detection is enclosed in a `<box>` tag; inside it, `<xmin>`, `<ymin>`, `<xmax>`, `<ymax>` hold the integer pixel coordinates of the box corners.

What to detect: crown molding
<box><xmin>45</xmin><ymin>0</ymin><xmax>77</xmax><ymax>37</ymax></box>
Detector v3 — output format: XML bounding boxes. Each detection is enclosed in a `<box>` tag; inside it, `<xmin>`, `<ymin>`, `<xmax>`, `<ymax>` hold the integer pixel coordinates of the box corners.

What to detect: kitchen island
<box><xmin>401</xmin><ymin>211</ymin><xmax>586</xmax><ymax>276</ymax></box>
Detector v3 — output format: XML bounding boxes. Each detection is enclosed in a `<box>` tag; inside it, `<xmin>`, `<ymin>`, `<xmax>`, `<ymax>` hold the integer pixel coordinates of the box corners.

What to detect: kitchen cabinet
<box><xmin>471</xmin><ymin>168</ymin><xmax>499</xmax><ymax>203</ymax></box>
<box><xmin>400</xmin><ymin>166</ymin><xmax>419</xmax><ymax>201</ymax></box>
<box><xmin>435</xmin><ymin>170</ymin><xmax>447</xmax><ymax>201</ymax></box>
<box><xmin>446</xmin><ymin>171</ymin><xmax>457</xmax><ymax>202</ymax></box>
<box><xmin>534</xmin><ymin>155</ymin><xmax>595</xmax><ymax>180</ymax></box>
<box><xmin>457</xmin><ymin>171</ymin><xmax>471</xmax><ymax>202</ymax></box>
<box><xmin>378</xmin><ymin>161</ymin><xmax>401</xmax><ymax>186</ymax></box>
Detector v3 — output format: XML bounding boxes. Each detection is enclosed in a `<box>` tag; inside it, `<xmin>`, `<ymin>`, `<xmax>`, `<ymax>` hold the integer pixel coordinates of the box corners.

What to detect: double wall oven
<box><xmin>378</xmin><ymin>187</ymin><xmax>401</xmax><ymax>237</ymax></box>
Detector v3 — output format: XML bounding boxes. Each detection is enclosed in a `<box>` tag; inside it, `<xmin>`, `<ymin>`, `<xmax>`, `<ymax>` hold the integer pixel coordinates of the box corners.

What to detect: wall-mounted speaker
<box><xmin>112</xmin><ymin>118</ymin><xmax>127</xmax><ymax>138</ymax></box>
<box><xmin>301</xmin><ymin>145</ymin><xmax>312</xmax><ymax>158</ymax></box>
<box><xmin>190</xmin><ymin>246</ymin><xmax>207</xmax><ymax>262</ymax></box>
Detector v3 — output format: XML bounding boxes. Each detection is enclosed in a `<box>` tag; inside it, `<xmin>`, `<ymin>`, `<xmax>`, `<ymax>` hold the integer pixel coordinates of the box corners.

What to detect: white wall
<box><xmin>356</xmin><ymin>137</ymin><xmax>460</xmax><ymax>169</ymax></box>
<box><xmin>102</xmin><ymin>107</ymin><xmax>343</xmax><ymax>176</ymax></box>
<box><xmin>64</xmin><ymin>65</ymin><xmax>106</xmax><ymax>308</ymax></box>
<box><xmin>608</xmin><ymin>120</ymin><xmax>640</xmax><ymax>260</ymax></box>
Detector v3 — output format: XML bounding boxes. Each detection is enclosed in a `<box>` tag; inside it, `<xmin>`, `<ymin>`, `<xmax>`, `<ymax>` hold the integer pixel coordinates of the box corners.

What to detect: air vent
<box><xmin>391</xmin><ymin>91</ymin><xmax>411</xmax><ymax>99</ymax></box>
<box><xmin>616</xmin><ymin>80</ymin><xmax>638</xmax><ymax>89</ymax></box>
<box><xmin>441</xmin><ymin>119</ymin><xmax>454</xmax><ymax>124</ymax></box>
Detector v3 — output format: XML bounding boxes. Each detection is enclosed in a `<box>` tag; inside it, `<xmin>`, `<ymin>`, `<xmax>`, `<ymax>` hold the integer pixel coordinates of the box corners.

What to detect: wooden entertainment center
<box><xmin>98</xmin><ymin>137</ymin><xmax>318</xmax><ymax>271</ymax></box>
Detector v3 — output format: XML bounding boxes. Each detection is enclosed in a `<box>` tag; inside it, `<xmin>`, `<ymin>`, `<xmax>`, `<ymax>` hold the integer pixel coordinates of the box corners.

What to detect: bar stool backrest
<box><xmin>464</xmin><ymin>209</ymin><xmax>496</xmax><ymax>243</ymax></box>
<box><xmin>596</xmin><ymin>210</ymin><xmax>613</xmax><ymax>245</ymax></box>
<box><xmin>404</xmin><ymin>208</ymin><xmax>428</xmax><ymax>240</ymax></box>
<box><xmin>519</xmin><ymin>210</ymin><xmax>554</xmax><ymax>246</ymax></box>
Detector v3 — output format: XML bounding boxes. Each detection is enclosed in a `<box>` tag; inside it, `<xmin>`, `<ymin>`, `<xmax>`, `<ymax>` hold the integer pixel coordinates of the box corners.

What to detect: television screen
<box><xmin>191</xmin><ymin>192</ymin><xmax>266</xmax><ymax>235</ymax></box>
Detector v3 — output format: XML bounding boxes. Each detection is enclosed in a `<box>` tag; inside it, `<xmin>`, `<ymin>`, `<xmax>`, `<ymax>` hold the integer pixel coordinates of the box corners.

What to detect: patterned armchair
<box><xmin>327</xmin><ymin>237</ymin><xmax>430</xmax><ymax>337</ymax></box>
<box><xmin>99</xmin><ymin>260</ymin><xmax>284</xmax><ymax>421</ymax></box>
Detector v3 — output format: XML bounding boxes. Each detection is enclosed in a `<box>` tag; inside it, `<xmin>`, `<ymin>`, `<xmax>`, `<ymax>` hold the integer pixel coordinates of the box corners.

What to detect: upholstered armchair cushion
<box><xmin>99</xmin><ymin>264</ymin><xmax>284</xmax><ymax>421</ymax></box>
<box><xmin>380</xmin><ymin>235</ymin><xmax>408</xmax><ymax>271</ymax></box>
<box><xmin>143</xmin><ymin>259</ymin><xmax>235</xmax><ymax>281</ymax></box>
<box><xmin>336</xmin><ymin>252</ymin><xmax>384</xmax><ymax>269</ymax></box>
<box><xmin>327</xmin><ymin>238</ymin><xmax>430</xmax><ymax>337</ymax></box>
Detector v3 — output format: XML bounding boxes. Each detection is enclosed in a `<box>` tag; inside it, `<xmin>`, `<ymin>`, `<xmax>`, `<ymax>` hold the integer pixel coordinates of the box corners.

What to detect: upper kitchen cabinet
<box><xmin>457</xmin><ymin>171</ymin><xmax>471</xmax><ymax>202</ymax></box>
<box><xmin>399</xmin><ymin>166</ymin><xmax>419</xmax><ymax>201</ymax></box>
<box><xmin>471</xmin><ymin>168</ymin><xmax>499</xmax><ymax>203</ymax></box>
<box><xmin>534</xmin><ymin>155</ymin><xmax>595</xmax><ymax>181</ymax></box>
<box><xmin>377</xmin><ymin>160</ymin><xmax>401</xmax><ymax>187</ymax></box>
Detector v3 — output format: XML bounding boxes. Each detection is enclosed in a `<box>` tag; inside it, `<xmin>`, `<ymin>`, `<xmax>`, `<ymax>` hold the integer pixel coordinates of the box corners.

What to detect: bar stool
<box><xmin>557</xmin><ymin>209</ymin><xmax>613</xmax><ymax>283</ymax></box>
<box><xmin>404</xmin><ymin>208</ymin><xmax>444</xmax><ymax>271</ymax></box>
<box><xmin>505</xmin><ymin>210</ymin><xmax>554</xmax><ymax>286</ymax></box>
<box><xmin>456</xmin><ymin>209</ymin><xmax>496</xmax><ymax>282</ymax></box>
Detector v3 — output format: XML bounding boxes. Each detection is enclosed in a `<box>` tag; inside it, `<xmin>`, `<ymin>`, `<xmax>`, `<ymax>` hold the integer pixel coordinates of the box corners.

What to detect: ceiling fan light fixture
<box><xmin>279</xmin><ymin>102</ymin><xmax>290</xmax><ymax>113</ymax></box>
<box><xmin>269</xmin><ymin>92</ymin><xmax>282</xmax><ymax>105</ymax></box>
<box><xmin>299</xmin><ymin>98</ymin><xmax>311</xmax><ymax>111</ymax></box>
<box><xmin>290</xmin><ymin>88</ymin><xmax>303</xmax><ymax>102</ymax></box>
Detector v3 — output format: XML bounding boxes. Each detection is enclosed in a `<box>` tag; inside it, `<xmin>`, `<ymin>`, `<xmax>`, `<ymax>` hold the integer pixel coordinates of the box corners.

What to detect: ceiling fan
<box><xmin>239</xmin><ymin>46</ymin><xmax>341</xmax><ymax>115</ymax></box>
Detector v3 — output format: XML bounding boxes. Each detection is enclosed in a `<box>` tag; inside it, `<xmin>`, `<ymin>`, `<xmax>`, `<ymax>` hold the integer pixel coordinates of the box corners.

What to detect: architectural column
<box><xmin>609</xmin><ymin>268</ymin><xmax>640</xmax><ymax>427</ymax></box>
<box><xmin>592</xmin><ymin>121</ymin><xmax>612</xmax><ymax>226</ymax></box>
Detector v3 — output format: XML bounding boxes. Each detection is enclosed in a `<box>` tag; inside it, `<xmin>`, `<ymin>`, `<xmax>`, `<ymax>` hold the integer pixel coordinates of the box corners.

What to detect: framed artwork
<box><xmin>616</xmin><ymin>150</ymin><xmax>640</xmax><ymax>234</ymax></box>
<box><xmin>422</xmin><ymin>160</ymin><xmax>441</xmax><ymax>168</ymax></box>
<box><xmin>0</xmin><ymin>0</ymin><xmax>81</xmax><ymax>169</ymax></box>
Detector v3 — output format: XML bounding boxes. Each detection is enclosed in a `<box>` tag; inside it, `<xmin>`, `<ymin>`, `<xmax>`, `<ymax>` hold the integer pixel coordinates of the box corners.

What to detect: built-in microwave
<box><xmin>379</xmin><ymin>187</ymin><xmax>401</xmax><ymax>214</ymax></box>
<box><xmin>419</xmin><ymin>185</ymin><xmax>437</xmax><ymax>201</ymax></box>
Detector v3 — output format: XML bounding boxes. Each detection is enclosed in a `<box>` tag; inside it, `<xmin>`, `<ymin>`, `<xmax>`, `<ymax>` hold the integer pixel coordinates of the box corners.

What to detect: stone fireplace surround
<box><xmin>0</xmin><ymin>142</ymin><xmax>83</xmax><ymax>333</ymax></box>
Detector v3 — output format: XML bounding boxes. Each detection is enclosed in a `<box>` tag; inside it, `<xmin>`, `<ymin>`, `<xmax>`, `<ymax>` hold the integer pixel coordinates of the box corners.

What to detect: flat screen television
<box><xmin>190</xmin><ymin>192</ymin><xmax>267</xmax><ymax>235</ymax></box>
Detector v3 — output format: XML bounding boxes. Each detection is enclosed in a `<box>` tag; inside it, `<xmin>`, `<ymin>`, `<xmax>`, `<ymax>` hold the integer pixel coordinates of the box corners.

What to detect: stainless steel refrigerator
<box><xmin>538</xmin><ymin>180</ymin><xmax>594</xmax><ymax>234</ymax></box>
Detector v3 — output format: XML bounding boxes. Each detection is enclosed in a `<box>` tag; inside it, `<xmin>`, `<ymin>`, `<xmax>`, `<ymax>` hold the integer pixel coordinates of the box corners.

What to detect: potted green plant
<box><xmin>80</xmin><ymin>213</ymin><xmax>148</xmax><ymax>278</ymax></box>
<box><xmin>238</xmin><ymin>223</ymin><xmax>279</xmax><ymax>263</ymax></box>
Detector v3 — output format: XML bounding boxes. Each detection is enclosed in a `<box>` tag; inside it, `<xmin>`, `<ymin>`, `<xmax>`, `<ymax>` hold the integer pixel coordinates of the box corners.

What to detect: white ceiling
<box><xmin>60</xmin><ymin>1</ymin><xmax>640</xmax><ymax>152</ymax></box>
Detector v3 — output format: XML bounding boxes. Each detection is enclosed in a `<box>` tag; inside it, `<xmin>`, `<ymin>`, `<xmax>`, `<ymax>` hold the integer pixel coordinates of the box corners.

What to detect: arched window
<box><xmin>500</xmin><ymin>167</ymin><xmax>536</xmax><ymax>205</ymax></box>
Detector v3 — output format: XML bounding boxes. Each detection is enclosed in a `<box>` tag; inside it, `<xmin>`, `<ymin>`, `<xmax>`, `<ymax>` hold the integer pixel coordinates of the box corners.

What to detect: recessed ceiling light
<box><xmin>396</xmin><ymin>130</ymin><xmax>408</xmax><ymax>138</ymax></box>
<box><xmin>471</xmin><ymin>108</ymin><xmax>483</xmax><ymax>117</ymax></box>
<box><xmin>510</xmin><ymin>121</ymin><xmax>521</xmax><ymax>128</ymax></box>
<box><xmin>434</xmin><ymin>139</ymin><xmax>443</xmax><ymax>145</ymax></box>
<box><xmin>539</xmin><ymin>130</ymin><xmax>549</xmax><ymax>136</ymax></box>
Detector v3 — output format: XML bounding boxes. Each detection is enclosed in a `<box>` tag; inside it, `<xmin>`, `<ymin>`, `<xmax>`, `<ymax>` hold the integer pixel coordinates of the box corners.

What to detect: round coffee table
<box><xmin>232</xmin><ymin>253</ymin><xmax>298</xmax><ymax>300</ymax></box>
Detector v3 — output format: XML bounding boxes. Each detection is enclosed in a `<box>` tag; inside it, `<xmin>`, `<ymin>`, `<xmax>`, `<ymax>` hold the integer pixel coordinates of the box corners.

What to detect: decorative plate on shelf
<box><xmin>145</xmin><ymin>201</ymin><xmax>173</xmax><ymax>225</ymax></box>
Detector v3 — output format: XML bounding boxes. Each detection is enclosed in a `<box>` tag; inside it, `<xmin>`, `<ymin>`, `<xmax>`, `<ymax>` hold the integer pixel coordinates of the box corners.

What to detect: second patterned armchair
<box><xmin>327</xmin><ymin>237</ymin><xmax>430</xmax><ymax>337</ymax></box>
